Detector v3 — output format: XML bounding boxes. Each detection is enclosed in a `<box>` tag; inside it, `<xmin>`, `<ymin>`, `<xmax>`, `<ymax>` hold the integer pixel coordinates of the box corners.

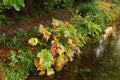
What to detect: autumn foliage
<box><xmin>28</xmin><ymin>19</ymin><xmax>83</xmax><ymax>75</ymax></box>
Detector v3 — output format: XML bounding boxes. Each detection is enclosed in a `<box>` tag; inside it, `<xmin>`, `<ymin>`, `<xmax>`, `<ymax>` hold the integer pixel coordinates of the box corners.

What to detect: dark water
<box><xmin>27</xmin><ymin>27</ymin><xmax>120</xmax><ymax>80</ymax></box>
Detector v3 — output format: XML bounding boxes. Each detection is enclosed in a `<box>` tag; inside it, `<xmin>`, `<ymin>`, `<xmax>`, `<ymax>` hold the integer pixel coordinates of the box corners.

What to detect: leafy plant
<box><xmin>111</xmin><ymin>0</ymin><xmax>120</xmax><ymax>4</ymax></box>
<box><xmin>6</xmin><ymin>36</ymin><xmax>21</xmax><ymax>48</ymax></box>
<box><xmin>0</xmin><ymin>1</ymin><xmax>6</xmax><ymax>26</ymax></box>
<box><xmin>3</xmin><ymin>0</ymin><xmax>25</xmax><ymax>11</ymax></box>
<box><xmin>1</xmin><ymin>50</ymin><xmax>35</xmax><ymax>80</ymax></box>
<box><xmin>43</xmin><ymin>0</ymin><xmax>74</xmax><ymax>11</ymax></box>
<box><xmin>34</xmin><ymin>49</ymin><xmax>54</xmax><ymax>75</ymax></box>
<box><xmin>83</xmin><ymin>15</ymin><xmax>102</xmax><ymax>36</ymax></box>
<box><xmin>27</xmin><ymin>19</ymin><xmax>84</xmax><ymax>76</ymax></box>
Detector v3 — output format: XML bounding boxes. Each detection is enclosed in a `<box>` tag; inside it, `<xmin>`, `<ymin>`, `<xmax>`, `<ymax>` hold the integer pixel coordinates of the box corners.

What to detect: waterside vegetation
<box><xmin>0</xmin><ymin>0</ymin><xmax>120</xmax><ymax>80</ymax></box>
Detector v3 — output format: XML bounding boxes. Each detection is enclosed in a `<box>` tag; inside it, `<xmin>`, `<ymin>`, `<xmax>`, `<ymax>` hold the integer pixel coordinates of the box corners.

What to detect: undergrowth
<box><xmin>0</xmin><ymin>0</ymin><xmax>120</xmax><ymax>80</ymax></box>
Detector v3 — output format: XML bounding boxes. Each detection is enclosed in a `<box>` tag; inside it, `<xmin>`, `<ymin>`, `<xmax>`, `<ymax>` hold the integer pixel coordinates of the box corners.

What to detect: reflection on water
<box><xmin>94</xmin><ymin>39</ymin><xmax>104</xmax><ymax>58</ymax></box>
<box><xmin>115</xmin><ymin>35</ymin><xmax>120</xmax><ymax>51</ymax></box>
<box><xmin>27</xmin><ymin>31</ymin><xmax>120</xmax><ymax>80</ymax></box>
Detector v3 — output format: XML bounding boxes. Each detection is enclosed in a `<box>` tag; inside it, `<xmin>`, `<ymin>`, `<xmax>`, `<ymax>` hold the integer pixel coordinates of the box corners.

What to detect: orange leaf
<box><xmin>39</xmin><ymin>24</ymin><xmax>51</xmax><ymax>41</ymax></box>
<box><xmin>50</xmin><ymin>45</ymin><xmax>57</xmax><ymax>56</ymax></box>
<box><xmin>43</xmin><ymin>31</ymin><xmax>51</xmax><ymax>41</ymax></box>
<box><xmin>39</xmin><ymin>24</ymin><xmax>45</xmax><ymax>34</ymax></box>
<box><xmin>52</xmin><ymin>19</ymin><xmax>59</xmax><ymax>29</ymax></box>
<box><xmin>34</xmin><ymin>59</ymin><xmax>39</xmax><ymax>68</ymax></box>
<box><xmin>67</xmin><ymin>37</ymin><xmax>73</xmax><ymax>45</ymax></box>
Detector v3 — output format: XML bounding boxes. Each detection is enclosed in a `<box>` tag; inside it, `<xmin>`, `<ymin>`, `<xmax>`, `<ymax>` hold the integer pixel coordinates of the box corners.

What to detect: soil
<box><xmin>0</xmin><ymin>9</ymin><xmax>73</xmax><ymax>37</ymax></box>
<box><xmin>0</xmin><ymin>9</ymin><xmax>73</xmax><ymax>64</ymax></box>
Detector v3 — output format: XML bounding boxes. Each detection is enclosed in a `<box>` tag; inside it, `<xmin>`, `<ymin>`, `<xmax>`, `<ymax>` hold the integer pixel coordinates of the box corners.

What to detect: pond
<box><xmin>27</xmin><ymin>27</ymin><xmax>120</xmax><ymax>80</ymax></box>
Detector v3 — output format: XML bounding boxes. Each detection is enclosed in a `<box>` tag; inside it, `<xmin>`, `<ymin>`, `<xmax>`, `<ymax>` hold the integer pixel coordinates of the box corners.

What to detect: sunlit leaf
<box><xmin>57</xmin><ymin>43</ymin><xmax>66</xmax><ymax>55</ymax></box>
<box><xmin>67</xmin><ymin>37</ymin><xmax>73</xmax><ymax>45</ymax></box>
<box><xmin>34</xmin><ymin>59</ymin><xmax>39</xmax><ymax>68</ymax></box>
<box><xmin>50</xmin><ymin>44</ymin><xmax>57</xmax><ymax>56</ymax></box>
<box><xmin>17</xmin><ymin>0</ymin><xmax>25</xmax><ymax>7</ymax></box>
<box><xmin>39</xmin><ymin>71</ymin><xmax>45</xmax><ymax>75</ymax></box>
<box><xmin>52</xmin><ymin>19</ymin><xmax>59</xmax><ymax>29</ymax></box>
<box><xmin>38</xmin><ymin>49</ymin><xmax>53</xmax><ymax>69</ymax></box>
<box><xmin>55</xmin><ymin>54</ymin><xmax>68</xmax><ymax>71</ymax></box>
<box><xmin>97</xmin><ymin>1</ymin><xmax>112</xmax><ymax>11</ymax></box>
<box><xmin>39</xmin><ymin>24</ymin><xmax>51</xmax><ymax>41</ymax></box>
<box><xmin>64</xmin><ymin>30</ymin><xmax>70</xmax><ymax>38</ymax></box>
<box><xmin>28</xmin><ymin>38</ymin><xmax>39</xmax><ymax>46</ymax></box>
<box><xmin>43</xmin><ymin>31</ymin><xmax>51</xmax><ymax>41</ymax></box>
<box><xmin>47</xmin><ymin>68</ymin><xmax>54</xmax><ymax>76</ymax></box>
<box><xmin>39</xmin><ymin>24</ymin><xmax>45</xmax><ymax>34</ymax></box>
<box><xmin>66</xmin><ymin>49</ymin><xmax>74</xmax><ymax>61</ymax></box>
<box><xmin>68</xmin><ymin>25</ymin><xmax>77</xmax><ymax>35</ymax></box>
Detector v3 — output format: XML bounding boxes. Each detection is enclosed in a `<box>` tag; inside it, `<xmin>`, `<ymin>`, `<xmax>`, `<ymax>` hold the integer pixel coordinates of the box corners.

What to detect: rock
<box><xmin>103</xmin><ymin>26</ymin><xmax>116</xmax><ymax>40</ymax></box>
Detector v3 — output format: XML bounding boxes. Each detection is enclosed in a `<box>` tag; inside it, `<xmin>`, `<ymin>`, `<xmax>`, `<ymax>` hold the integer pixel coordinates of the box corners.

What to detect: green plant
<box><xmin>0</xmin><ymin>33</ymin><xmax>7</xmax><ymax>46</ymax></box>
<box><xmin>76</xmin><ymin>0</ymin><xmax>120</xmax><ymax>28</ymax></box>
<box><xmin>70</xmin><ymin>11</ymin><xmax>102</xmax><ymax>37</ymax></box>
<box><xmin>77</xmin><ymin>1</ymin><xmax>96</xmax><ymax>17</ymax></box>
<box><xmin>83</xmin><ymin>15</ymin><xmax>102</xmax><ymax>36</ymax></box>
<box><xmin>1</xmin><ymin>50</ymin><xmax>35</xmax><ymax>80</ymax></box>
<box><xmin>7</xmin><ymin>36</ymin><xmax>21</xmax><ymax>48</ymax></box>
<box><xmin>78</xmin><ymin>68</ymin><xmax>91</xmax><ymax>73</ymax></box>
<box><xmin>43</xmin><ymin>0</ymin><xmax>74</xmax><ymax>11</ymax></box>
<box><xmin>0</xmin><ymin>1</ymin><xmax>6</xmax><ymax>26</ymax></box>
<box><xmin>3</xmin><ymin>0</ymin><xmax>25</xmax><ymax>11</ymax></box>
<box><xmin>35</xmin><ymin>49</ymin><xmax>54</xmax><ymax>75</ymax></box>
<box><xmin>27</xmin><ymin>19</ymin><xmax>84</xmax><ymax>76</ymax></box>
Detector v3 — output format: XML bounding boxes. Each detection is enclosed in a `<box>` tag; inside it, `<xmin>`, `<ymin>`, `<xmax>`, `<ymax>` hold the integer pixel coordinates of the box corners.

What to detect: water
<box><xmin>94</xmin><ymin>39</ymin><xmax>104</xmax><ymax>58</ymax></box>
<box><xmin>27</xmin><ymin>28</ymin><xmax>120</xmax><ymax>80</ymax></box>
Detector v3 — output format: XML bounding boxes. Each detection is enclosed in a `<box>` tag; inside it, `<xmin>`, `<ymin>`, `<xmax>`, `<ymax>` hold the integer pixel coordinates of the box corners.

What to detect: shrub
<box><xmin>0</xmin><ymin>1</ymin><xmax>6</xmax><ymax>26</ymax></box>
<box><xmin>76</xmin><ymin>0</ymin><xmax>120</xmax><ymax>31</ymax></box>
<box><xmin>43</xmin><ymin>0</ymin><xmax>74</xmax><ymax>11</ymax></box>
<box><xmin>28</xmin><ymin>19</ymin><xmax>86</xmax><ymax>76</ymax></box>
<box><xmin>0</xmin><ymin>50</ymin><xmax>35</xmax><ymax>80</ymax></box>
<box><xmin>2</xmin><ymin>0</ymin><xmax>25</xmax><ymax>11</ymax></box>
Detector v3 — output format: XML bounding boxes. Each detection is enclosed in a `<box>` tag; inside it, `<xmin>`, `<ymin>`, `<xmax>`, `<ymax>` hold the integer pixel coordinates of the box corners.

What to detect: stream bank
<box><xmin>26</xmin><ymin>17</ymin><xmax>120</xmax><ymax>80</ymax></box>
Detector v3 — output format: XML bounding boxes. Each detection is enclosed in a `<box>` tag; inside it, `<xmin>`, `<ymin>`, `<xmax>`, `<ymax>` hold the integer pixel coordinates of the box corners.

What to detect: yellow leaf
<box><xmin>34</xmin><ymin>59</ymin><xmax>43</xmax><ymax>71</ymax></box>
<box><xmin>39</xmin><ymin>24</ymin><xmax>51</xmax><ymax>41</ymax></box>
<box><xmin>67</xmin><ymin>37</ymin><xmax>73</xmax><ymax>45</ymax></box>
<box><xmin>28</xmin><ymin>38</ymin><xmax>39</xmax><ymax>46</ymax></box>
<box><xmin>55</xmin><ymin>54</ymin><xmax>68</xmax><ymax>68</ymax></box>
<box><xmin>39</xmin><ymin>24</ymin><xmax>45</xmax><ymax>34</ymax></box>
<box><xmin>52</xmin><ymin>19</ymin><xmax>59</xmax><ymax>29</ymax></box>
<box><xmin>34</xmin><ymin>59</ymin><xmax>39</xmax><ymax>68</ymax></box>
<box><xmin>43</xmin><ymin>30</ymin><xmax>51</xmax><ymax>41</ymax></box>
<box><xmin>39</xmin><ymin>58</ymin><xmax>43</xmax><ymax>66</ymax></box>
<box><xmin>57</xmin><ymin>44</ymin><xmax>66</xmax><ymax>55</ymax></box>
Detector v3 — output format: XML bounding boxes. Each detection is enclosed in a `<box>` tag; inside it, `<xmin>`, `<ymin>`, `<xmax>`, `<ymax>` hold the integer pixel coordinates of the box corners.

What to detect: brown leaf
<box><xmin>34</xmin><ymin>59</ymin><xmax>39</xmax><ymax>68</ymax></box>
